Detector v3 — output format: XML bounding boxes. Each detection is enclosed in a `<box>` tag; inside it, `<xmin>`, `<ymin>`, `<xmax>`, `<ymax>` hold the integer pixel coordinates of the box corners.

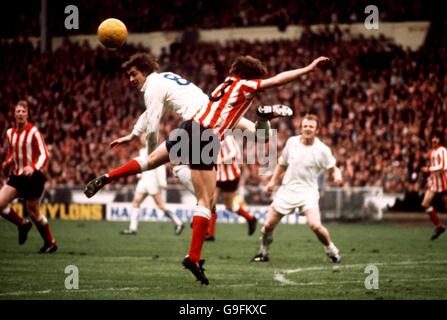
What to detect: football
<box><xmin>97</xmin><ymin>18</ymin><xmax>128</xmax><ymax>48</ymax></box>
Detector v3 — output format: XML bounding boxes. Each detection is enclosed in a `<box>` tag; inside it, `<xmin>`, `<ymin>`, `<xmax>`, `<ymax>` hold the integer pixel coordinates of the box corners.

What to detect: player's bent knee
<box><xmin>308</xmin><ymin>222</ymin><xmax>322</xmax><ymax>232</ymax></box>
<box><xmin>263</xmin><ymin>223</ymin><xmax>275</xmax><ymax>232</ymax></box>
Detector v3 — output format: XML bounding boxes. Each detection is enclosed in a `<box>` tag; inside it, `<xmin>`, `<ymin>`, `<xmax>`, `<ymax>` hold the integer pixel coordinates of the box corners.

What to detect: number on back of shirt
<box><xmin>162</xmin><ymin>73</ymin><xmax>191</xmax><ymax>86</ymax></box>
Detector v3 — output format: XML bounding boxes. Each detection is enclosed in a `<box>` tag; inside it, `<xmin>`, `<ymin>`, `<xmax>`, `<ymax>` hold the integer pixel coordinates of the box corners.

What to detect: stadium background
<box><xmin>0</xmin><ymin>0</ymin><xmax>447</xmax><ymax>300</ymax></box>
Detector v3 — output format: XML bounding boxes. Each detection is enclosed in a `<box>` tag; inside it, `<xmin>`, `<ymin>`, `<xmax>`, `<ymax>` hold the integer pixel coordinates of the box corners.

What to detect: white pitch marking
<box><xmin>274</xmin><ymin>260</ymin><xmax>447</xmax><ymax>285</ymax></box>
<box><xmin>0</xmin><ymin>282</ymin><xmax>257</xmax><ymax>297</ymax></box>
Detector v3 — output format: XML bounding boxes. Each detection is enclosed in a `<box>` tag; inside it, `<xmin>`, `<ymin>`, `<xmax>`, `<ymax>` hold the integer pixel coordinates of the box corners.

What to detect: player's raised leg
<box><xmin>84</xmin><ymin>142</ymin><xmax>170</xmax><ymax>198</ymax></box>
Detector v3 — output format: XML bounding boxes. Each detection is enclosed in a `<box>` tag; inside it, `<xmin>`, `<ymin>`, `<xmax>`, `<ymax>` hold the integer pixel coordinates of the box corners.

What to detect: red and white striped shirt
<box><xmin>5</xmin><ymin>123</ymin><xmax>49</xmax><ymax>175</ymax></box>
<box><xmin>217</xmin><ymin>135</ymin><xmax>241</xmax><ymax>182</ymax></box>
<box><xmin>192</xmin><ymin>76</ymin><xmax>261</xmax><ymax>139</ymax></box>
<box><xmin>427</xmin><ymin>146</ymin><xmax>447</xmax><ymax>192</ymax></box>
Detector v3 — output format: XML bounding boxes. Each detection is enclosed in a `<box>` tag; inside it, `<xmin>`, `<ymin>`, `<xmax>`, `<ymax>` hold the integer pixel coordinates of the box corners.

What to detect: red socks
<box><xmin>188</xmin><ymin>215</ymin><xmax>209</xmax><ymax>263</ymax></box>
<box><xmin>31</xmin><ymin>215</ymin><xmax>56</xmax><ymax>245</ymax></box>
<box><xmin>107</xmin><ymin>159</ymin><xmax>142</xmax><ymax>181</ymax></box>
<box><xmin>237</xmin><ymin>206</ymin><xmax>254</xmax><ymax>222</ymax></box>
<box><xmin>427</xmin><ymin>208</ymin><xmax>442</xmax><ymax>228</ymax></box>
<box><xmin>1</xmin><ymin>207</ymin><xmax>25</xmax><ymax>226</ymax></box>
<box><xmin>207</xmin><ymin>212</ymin><xmax>217</xmax><ymax>238</ymax></box>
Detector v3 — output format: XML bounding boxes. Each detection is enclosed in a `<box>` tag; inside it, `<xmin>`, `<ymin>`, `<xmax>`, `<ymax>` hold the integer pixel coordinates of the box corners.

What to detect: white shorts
<box><xmin>172</xmin><ymin>165</ymin><xmax>195</xmax><ymax>194</ymax></box>
<box><xmin>135</xmin><ymin>166</ymin><xmax>167</xmax><ymax>195</ymax></box>
<box><xmin>271</xmin><ymin>186</ymin><xmax>319</xmax><ymax>215</ymax></box>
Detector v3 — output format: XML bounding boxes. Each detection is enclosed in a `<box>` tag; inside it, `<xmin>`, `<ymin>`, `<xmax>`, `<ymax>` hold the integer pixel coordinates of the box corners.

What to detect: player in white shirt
<box><xmin>251</xmin><ymin>114</ymin><xmax>343</xmax><ymax>263</ymax></box>
<box><xmin>120</xmin><ymin>136</ymin><xmax>184</xmax><ymax>236</ymax></box>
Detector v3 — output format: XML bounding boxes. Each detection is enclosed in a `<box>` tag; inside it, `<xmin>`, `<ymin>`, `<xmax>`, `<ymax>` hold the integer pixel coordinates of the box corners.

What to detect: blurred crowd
<box><xmin>0</xmin><ymin>25</ymin><xmax>446</xmax><ymax>204</ymax></box>
<box><xmin>1</xmin><ymin>0</ymin><xmax>442</xmax><ymax>37</ymax></box>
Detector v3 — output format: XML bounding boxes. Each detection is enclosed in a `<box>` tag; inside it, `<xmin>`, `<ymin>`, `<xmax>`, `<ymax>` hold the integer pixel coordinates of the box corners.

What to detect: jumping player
<box><xmin>85</xmin><ymin>55</ymin><xmax>328</xmax><ymax>284</ymax></box>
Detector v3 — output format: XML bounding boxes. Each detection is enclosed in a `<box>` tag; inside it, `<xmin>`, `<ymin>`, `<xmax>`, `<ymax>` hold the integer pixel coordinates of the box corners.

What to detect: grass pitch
<box><xmin>0</xmin><ymin>219</ymin><xmax>447</xmax><ymax>300</ymax></box>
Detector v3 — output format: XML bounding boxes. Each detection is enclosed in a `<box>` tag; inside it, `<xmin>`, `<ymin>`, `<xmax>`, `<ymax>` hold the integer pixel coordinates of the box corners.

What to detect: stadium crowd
<box><xmin>0</xmin><ymin>26</ymin><xmax>446</xmax><ymax>204</ymax></box>
<box><xmin>0</xmin><ymin>0</ymin><xmax>441</xmax><ymax>37</ymax></box>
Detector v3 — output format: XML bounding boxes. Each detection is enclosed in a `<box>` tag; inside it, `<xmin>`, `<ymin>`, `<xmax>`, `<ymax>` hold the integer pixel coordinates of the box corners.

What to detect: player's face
<box><xmin>301</xmin><ymin>119</ymin><xmax>318</xmax><ymax>139</ymax></box>
<box><xmin>14</xmin><ymin>105</ymin><xmax>28</xmax><ymax>125</ymax></box>
<box><xmin>128</xmin><ymin>66</ymin><xmax>146</xmax><ymax>90</ymax></box>
<box><xmin>431</xmin><ymin>136</ymin><xmax>440</xmax><ymax>148</ymax></box>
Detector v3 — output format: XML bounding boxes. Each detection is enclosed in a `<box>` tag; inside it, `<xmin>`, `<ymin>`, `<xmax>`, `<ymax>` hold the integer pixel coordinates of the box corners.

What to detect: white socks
<box><xmin>129</xmin><ymin>207</ymin><xmax>140</xmax><ymax>231</ymax></box>
<box><xmin>192</xmin><ymin>206</ymin><xmax>211</xmax><ymax>220</ymax></box>
<box><xmin>164</xmin><ymin>209</ymin><xmax>183</xmax><ymax>226</ymax></box>
<box><xmin>325</xmin><ymin>242</ymin><xmax>339</xmax><ymax>256</ymax></box>
<box><xmin>134</xmin><ymin>156</ymin><xmax>148</xmax><ymax>171</ymax></box>
<box><xmin>259</xmin><ymin>226</ymin><xmax>273</xmax><ymax>256</ymax></box>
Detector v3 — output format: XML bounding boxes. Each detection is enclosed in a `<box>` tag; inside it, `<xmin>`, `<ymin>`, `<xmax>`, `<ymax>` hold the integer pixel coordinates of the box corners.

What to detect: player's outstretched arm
<box><xmin>260</xmin><ymin>56</ymin><xmax>329</xmax><ymax>90</ymax></box>
<box><xmin>111</xmin><ymin>111</ymin><xmax>148</xmax><ymax>148</ymax></box>
<box><xmin>110</xmin><ymin>133</ymin><xmax>137</xmax><ymax>148</ymax></box>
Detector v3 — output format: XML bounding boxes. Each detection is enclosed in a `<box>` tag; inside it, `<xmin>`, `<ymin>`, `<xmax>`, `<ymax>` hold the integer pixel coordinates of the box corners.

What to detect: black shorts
<box><xmin>166</xmin><ymin>119</ymin><xmax>220</xmax><ymax>171</ymax></box>
<box><xmin>7</xmin><ymin>170</ymin><xmax>47</xmax><ymax>200</ymax></box>
<box><xmin>216</xmin><ymin>177</ymin><xmax>240</xmax><ymax>192</ymax></box>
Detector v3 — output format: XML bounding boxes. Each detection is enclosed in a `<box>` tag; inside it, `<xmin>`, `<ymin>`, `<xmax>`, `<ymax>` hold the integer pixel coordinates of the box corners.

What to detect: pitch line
<box><xmin>0</xmin><ymin>283</ymin><xmax>257</xmax><ymax>297</ymax></box>
<box><xmin>274</xmin><ymin>259</ymin><xmax>447</xmax><ymax>286</ymax></box>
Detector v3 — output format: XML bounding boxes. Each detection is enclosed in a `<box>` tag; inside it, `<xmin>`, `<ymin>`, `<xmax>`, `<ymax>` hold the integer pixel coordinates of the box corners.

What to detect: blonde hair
<box><xmin>16</xmin><ymin>100</ymin><xmax>29</xmax><ymax>111</ymax></box>
<box><xmin>300</xmin><ymin>114</ymin><xmax>320</xmax><ymax>129</ymax></box>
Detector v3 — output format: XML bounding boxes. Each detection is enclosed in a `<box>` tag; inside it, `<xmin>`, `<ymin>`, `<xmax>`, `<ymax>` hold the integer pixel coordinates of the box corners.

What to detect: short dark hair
<box><xmin>431</xmin><ymin>130</ymin><xmax>445</xmax><ymax>144</ymax></box>
<box><xmin>16</xmin><ymin>100</ymin><xmax>29</xmax><ymax>111</ymax></box>
<box><xmin>122</xmin><ymin>53</ymin><xmax>159</xmax><ymax>75</ymax></box>
<box><xmin>301</xmin><ymin>114</ymin><xmax>320</xmax><ymax>129</ymax></box>
<box><xmin>229</xmin><ymin>55</ymin><xmax>267</xmax><ymax>79</ymax></box>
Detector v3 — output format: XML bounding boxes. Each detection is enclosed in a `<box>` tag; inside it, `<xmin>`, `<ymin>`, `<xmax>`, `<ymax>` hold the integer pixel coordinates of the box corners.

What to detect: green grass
<box><xmin>1</xmin><ymin>219</ymin><xmax>447</xmax><ymax>300</ymax></box>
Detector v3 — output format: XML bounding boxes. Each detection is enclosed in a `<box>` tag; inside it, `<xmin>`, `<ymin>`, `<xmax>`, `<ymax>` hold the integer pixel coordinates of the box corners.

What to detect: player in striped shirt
<box><xmin>206</xmin><ymin>135</ymin><xmax>257</xmax><ymax>241</ymax></box>
<box><xmin>0</xmin><ymin>101</ymin><xmax>57</xmax><ymax>253</ymax></box>
<box><xmin>85</xmin><ymin>54</ymin><xmax>327</xmax><ymax>284</ymax></box>
<box><xmin>421</xmin><ymin>130</ymin><xmax>447</xmax><ymax>240</ymax></box>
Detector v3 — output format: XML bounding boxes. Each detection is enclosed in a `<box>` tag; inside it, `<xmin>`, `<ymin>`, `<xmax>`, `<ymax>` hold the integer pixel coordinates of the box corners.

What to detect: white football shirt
<box><xmin>278</xmin><ymin>135</ymin><xmax>336</xmax><ymax>192</ymax></box>
<box><xmin>131</xmin><ymin>71</ymin><xmax>209</xmax><ymax>137</ymax></box>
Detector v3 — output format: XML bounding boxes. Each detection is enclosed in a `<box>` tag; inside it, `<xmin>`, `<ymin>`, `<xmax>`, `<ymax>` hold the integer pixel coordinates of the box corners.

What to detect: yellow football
<box><xmin>97</xmin><ymin>18</ymin><xmax>128</xmax><ymax>48</ymax></box>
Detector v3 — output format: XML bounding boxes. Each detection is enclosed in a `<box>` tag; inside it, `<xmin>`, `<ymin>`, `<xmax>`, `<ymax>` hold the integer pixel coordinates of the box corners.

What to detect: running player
<box><xmin>251</xmin><ymin>114</ymin><xmax>342</xmax><ymax>263</ymax></box>
<box><xmin>0</xmin><ymin>101</ymin><xmax>57</xmax><ymax>253</ymax></box>
<box><xmin>421</xmin><ymin>130</ymin><xmax>447</xmax><ymax>240</ymax></box>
